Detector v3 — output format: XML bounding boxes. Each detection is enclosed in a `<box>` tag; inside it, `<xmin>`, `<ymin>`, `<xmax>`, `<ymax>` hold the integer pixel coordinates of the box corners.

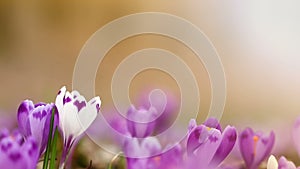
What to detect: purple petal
<box><xmin>0</xmin><ymin>131</ymin><xmax>38</xmax><ymax>169</ymax></box>
<box><xmin>239</xmin><ymin>128</ymin><xmax>255</xmax><ymax>168</ymax></box>
<box><xmin>126</xmin><ymin>105</ymin><xmax>157</xmax><ymax>138</ymax></box>
<box><xmin>210</xmin><ymin>126</ymin><xmax>237</xmax><ymax>167</ymax></box>
<box><xmin>292</xmin><ymin>116</ymin><xmax>300</xmax><ymax>158</ymax></box>
<box><xmin>17</xmin><ymin>100</ymin><xmax>34</xmax><ymax>136</ymax></box>
<box><xmin>187</xmin><ymin>125</ymin><xmax>206</xmax><ymax>155</ymax></box>
<box><xmin>188</xmin><ymin>119</ymin><xmax>197</xmax><ymax>133</ymax></box>
<box><xmin>161</xmin><ymin>144</ymin><xmax>183</xmax><ymax>168</ymax></box>
<box><xmin>193</xmin><ymin>128</ymin><xmax>222</xmax><ymax>168</ymax></box>
<box><xmin>252</xmin><ymin>131</ymin><xmax>275</xmax><ymax>168</ymax></box>
<box><xmin>278</xmin><ymin>156</ymin><xmax>297</xmax><ymax>169</ymax></box>
<box><xmin>203</xmin><ymin>117</ymin><xmax>222</xmax><ymax>131</ymax></box>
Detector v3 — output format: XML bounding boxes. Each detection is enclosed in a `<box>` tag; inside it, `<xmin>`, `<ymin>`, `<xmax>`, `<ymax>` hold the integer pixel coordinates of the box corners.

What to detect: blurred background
<box><xmin>1</xmin><ymin>0</ymin><xmax>300</xmax><ymax>165</ymax></box>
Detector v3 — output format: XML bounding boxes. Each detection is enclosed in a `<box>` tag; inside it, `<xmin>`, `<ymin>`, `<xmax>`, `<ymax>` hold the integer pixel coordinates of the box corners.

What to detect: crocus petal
<box><xmin>278</xmin><ymin>156</ymin><xmax>297</xmax><ymax>169</ymax></box>
<box><xmin>127</xmin><ymin>105</ymin><xmax>157</xmax><ymax>138</ymax></box>
<box><xmin>77</xmin><ymin>96</ymin><xmax>101</xmax><ymax>132</ymax></box>
<box><xmin>124</xmin><ymin>137</ymin><xmax>161</xmax><ymax>158</ymax></box>
<box><xmin>160</xmin><ymin>143</ymin><xmax>184</xmax><ymax>168</ymax></box>
<box><xmin>210</xmin><ymin>126</ymin><xmax>237</xmax><ymax>167</ymax></box>
<box><xmin>292</xmin><ymin>116</ymin><xmax>300</xmax><ymax>158</ymax></box>
<box><xmin>194</xmin><ymin>127</ymin><xmax>222</xmax><ymax>168</ymax></box>
<box><xmin>17</xmin><ymin>100</ymin><xmax>34</xmax><ymax>136</ymax></box>
<box><xmin>55</xmin><ymin>86</ymin><xmax>66</xmax><ymax>113</ymax></box>
<box><xmin>252</xmin><ymin>131</ymin><xmax>275</xmax><ymax>167</ymax></box>
<box><xmin>61</xmin><ymin>103</ymin><xmax>82</xmax><ymax>139</ymax></box>
<box><xmin>0</xmin><ymin>131</ymin><xmax>38</xmax><ymax>169</ymax></box>
<box><xmin>239</xmin><ymin>128</ymin><xmax>255</xmax><ymax>167</ymax></box>
<box><xmin>267</xmin><ymin>155</ymin><xmax>278</xmax><ymax>169</ymax></box>
<box><xmin>203</xmin><ymin>117</ymin><xmax>222</xmax><ymax>131</ymax></box>
<box><xmin>187</xmin><ymin>125</ymin><xmax>206</xmax><ymax>155</ymax></box>
<box><xmin>188</xmin><ymin>119</ymin><xmax>197</xmax><ymax>133</ymax></box>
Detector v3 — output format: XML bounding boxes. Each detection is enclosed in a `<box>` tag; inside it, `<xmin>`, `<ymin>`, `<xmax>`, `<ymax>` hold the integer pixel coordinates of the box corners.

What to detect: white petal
<box><xmin>61</xmin><ymin>103</ymin><xmax>82</xmax><ymax>139</ymax></box>
<box><xmin>267</xmin><ymin>155</ymin><xmax>278</xmax><ymax>169</ymax></box>
<box><xmin>77</xmin><ymin>97</ymin><xmax>101</xmax><ymax>132</ymax></box>
<box><xmin>55</xmin><ymin>86</ymin><xmax>66</xmax><ymax>114</ymax></box>
<box><xmin>70</xmin><ymin>90</ymin><xmax>81</xmax><ymax>99</ymax></box>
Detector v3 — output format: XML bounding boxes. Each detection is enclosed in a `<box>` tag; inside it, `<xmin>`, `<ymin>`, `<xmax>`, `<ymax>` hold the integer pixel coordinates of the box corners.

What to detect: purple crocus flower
<box><xmin>278</xmin><ymin>156</ymin><xmax>300</xmax><ymax>169</ymax></box>
<box><xmin>239</xmin><ymin>128</ymin><xmax>275</xmax><ymax>169</ymax></box>
<box><xmin>0</xmin><ymin>129</ymin><xmax>39</xmax><ymax>169</ymax></box>
<box><xmin>123</xmin><ymin>136</ymin><xmax>184</xmax><ymax>169</ymax></box>
<box><xmin>126</xmin><ymin>105</ymin><xmax>157</xmax><ymax>138</ymax></box>
<box><xmin>123</xmin><ymin>137</ymin><xmax>162</xmax><ymax>169</ymax></box>
<box><xmin>17</xmin><ymin>100</ymin><xmax>58</xmax><ymax>156</ymax></box>
<box><xmin>292</xmin><ymin>116</ymin><xmax>300</xmax><ymax>158</ymax></box>
<box><xmin>186</xmin><ymin>118</ymin><xmax>237</xmax><ymax>168</ymax></box>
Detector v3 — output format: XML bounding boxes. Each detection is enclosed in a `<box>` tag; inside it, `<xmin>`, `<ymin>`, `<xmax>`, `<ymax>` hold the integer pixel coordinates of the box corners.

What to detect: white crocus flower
<box><xmin>55</xmin><ymin>86</ymin><xmax>101</xmax><ymax>168</ymax></box>
<box><xmin>267</xmin><ymin>155</ymin><xmax>278</xmax><ymax>169</ymax></box>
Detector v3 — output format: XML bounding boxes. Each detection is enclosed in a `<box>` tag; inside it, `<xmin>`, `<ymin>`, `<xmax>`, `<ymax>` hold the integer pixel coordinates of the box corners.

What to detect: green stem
<box><xmin>107</xmin><ymin>152</ymin><xmax>123</xmax><ymax>169</ymax></box>
<box><xmin>43</xmin><ymin>107</ymin><xmax>56</xmax><ymax>169</ymax></box>
<box><xmin>49</xmin><ymin>127</ymin><xmax>58</xmax><ymax>169</ymax></box>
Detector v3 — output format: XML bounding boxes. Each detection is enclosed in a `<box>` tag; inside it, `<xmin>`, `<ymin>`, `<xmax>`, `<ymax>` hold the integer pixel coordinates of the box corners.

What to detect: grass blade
<box><xmin>49</xmin><ymin>127</ymin><xmax>58</xmax><ymax>169</ymax></box>
<box><xmin>43</xmin><ymin>107</ymin><xmax>56</xmax><ymax>169</ymax></box>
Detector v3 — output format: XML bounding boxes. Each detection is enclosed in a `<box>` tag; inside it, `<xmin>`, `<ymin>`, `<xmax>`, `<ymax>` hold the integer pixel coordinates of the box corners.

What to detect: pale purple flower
<box><xmin>267</xmin><ymin>155</ymin><xmax>300</xmax><ymax>169</ymax></box>
<box><xmin>123</xmin><ymin>136</ymin><xmax>184</xmax><ymax>169</ymax></box>
<box><xmin>278</xmin><ymin>156</ymin><xmax>300</xmax><ymax>169</ymax></box>
<box><xmin>137</xmin><ymin>89</ymin><xmax>179</xmax><ymax>133</ymax></box>
<box><xmin>17</xmin><ymin>100</ymin><xmax>58</xmax><ymax>156</ymax></box>
<box><xmin>292</xmin><ymin>116</ymin><xmax>300</xmax><ymax>158</ymax></box>
<box><xmin>186</xmin><ymin>118</ymin><xmax>237</xmax><ymax>168</ymax></box>
<box><xmin>0</xmin><ymin>129</ymin><xmax>38</xmax><ymax>169</ymax></box>
<box><xmin>123</xmin><ymin>137</ymin><xmax>162</xmax><ymax>169</ymax></box>
<box><xmin>126</xmin><ymin>105</ymin><xmax>157</xmax><ymax>138</ymax></box>
<box><xmin>55</xmin><ymin>86</ymin><xmax>101</xmax><ymax>167</ymax></box>
<box><xmin>239</xmin><ymin>128</ymin><xmax>275</xmax><ymax>169</ymax></box>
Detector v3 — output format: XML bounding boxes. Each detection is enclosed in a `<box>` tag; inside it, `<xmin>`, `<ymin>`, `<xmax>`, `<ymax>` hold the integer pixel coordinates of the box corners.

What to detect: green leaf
<box><xmin>49</xmin><ymin>127</ymin><xmax>58</xmax><ymax>169</ymax></box>
<box><xmin>43</xmin><ymin>107</ymin><xmax>56</xmax><ymax>169</ymax></box>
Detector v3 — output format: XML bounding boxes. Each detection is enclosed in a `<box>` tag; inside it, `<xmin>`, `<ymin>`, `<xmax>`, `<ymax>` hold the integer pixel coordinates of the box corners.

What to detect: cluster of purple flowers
<box><xmin>1</xmin><ymin>86</ymin><xmax>101</xmax><ymax>169</ymax></box>
<box><xmin>1</xmin><ymin>86</ymin><xmax>300</xmax><ymax>169</ymax></box>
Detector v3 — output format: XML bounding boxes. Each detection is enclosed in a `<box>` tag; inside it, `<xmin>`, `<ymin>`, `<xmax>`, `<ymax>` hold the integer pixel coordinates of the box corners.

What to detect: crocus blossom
<box><xmin>239</xmin><ymin>128</ymin><xmax>275</xmax><ymax>169</ymax></box>
<box><xmin>17</xmin><ymin>100</ymin><xmax>58</xmax><ymax>156</ymax></box>
<box><xmin>267</xmin><ymin>155</ymin><xmax>300</xmax><ymax>169</ymax></box>
<box><xmin>292</xmin><ymin>116</ymin><xmax>300</xmax><ymax>158</ymax></box>
<box><xmin>186</xmin><ymin>118</ymin><xmax>237</xmax><ymax>168</ymax></box>
<box><xmin>0</xmin><ymin>129</ymin><xmax>38</xmax><ymax>169</ymax></box>
<box><xmin>123</xmin><ymin>137</ymin><xmax>162</xmax><ymax>169</ymax></box>
<box><xmin>123</xmin><ymin>136</ymin><xmax>184</xmax><ymax>169</ymax></box>
<box><xmin>55</xmin><ymin>86</ymin><xmax>101</xmax><ymax>166</ymax></box>
<box><xmin>126</xmin><ymin>105</ymin><xmax>157</xmax><ymax>138</ymax></box>
<box><xmin>267</xmin><ymin>155</ymin><xmax>278</xmax><ymax>169</ymax></box>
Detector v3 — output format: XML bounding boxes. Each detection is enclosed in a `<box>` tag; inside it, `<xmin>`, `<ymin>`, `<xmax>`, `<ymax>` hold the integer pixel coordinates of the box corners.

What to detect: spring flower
<box><xmin>239</xmin><ymin>128</ymin><xmax>275</xmax><ymax>169</ymax></box>
<box><xmin>0</xmin><ymin>129</ymin><xmax>39</xmax><ymax>169</ymax></box>
<box><xmin>123</xmin><ymin>137</ymin><xmax>162</xmax><ymax>169</ymax></box>
<box><xmin>186</xmin><ymin>118</ymin><xmax>237</xmax><ymax>168</ymax></box>
<box><xmin>267</xmin><ymin>155</ymin><xmax>299</xmax><ymax>169</ymax></box>
<box><xmin>17</xmin><ymin>100</ymin><xmax>58</xmax><ymax>156</ymax></box>
<box><xmin>292</xmin><ymin>116</ymin><xmax>300</xmax><ymax>158</ymax></box>
<box><xmin>123</xmin><ymin>136</ymin><xmax>184</xmax><ymax>169</ymax></box>
<box><xmin>126</xmin><ymin>105</ymin><xmax>157</xmax><ymax>138</ymax></box>
<box><xmin>55</xmin><ymin>86</ymin><xmax>101</xmax><ymax>166</ymax></box>
<box><xmin>267</xmin><ymin>155</ymin><xmax>278</xmax><ymax>169</ymax></box>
